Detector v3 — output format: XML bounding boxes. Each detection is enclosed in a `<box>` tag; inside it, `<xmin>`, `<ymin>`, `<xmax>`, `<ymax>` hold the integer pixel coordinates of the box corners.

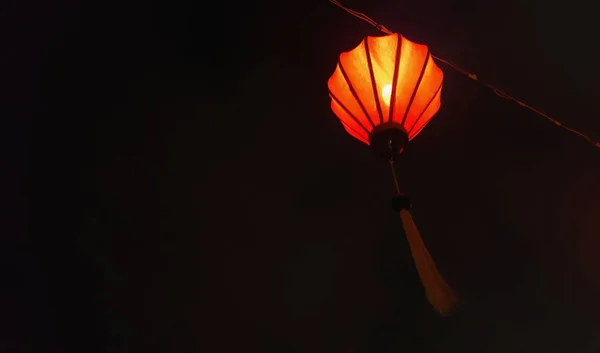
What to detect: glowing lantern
<box><xmin>328</xmin><ymin>33</ymin><xmax>443</xmax><ymax>155</ymax></box>
<box><xmin>327</xmin><ymin>33</ymin><xmax>456</xmax><ymax>315</ymax></box>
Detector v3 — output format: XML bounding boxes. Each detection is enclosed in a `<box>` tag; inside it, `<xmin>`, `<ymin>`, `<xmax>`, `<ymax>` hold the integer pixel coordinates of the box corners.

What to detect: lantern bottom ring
<box><xmin>369</xmin><ymin>122</ymin><xmax>409</xmax><ymax>160</ymax></box>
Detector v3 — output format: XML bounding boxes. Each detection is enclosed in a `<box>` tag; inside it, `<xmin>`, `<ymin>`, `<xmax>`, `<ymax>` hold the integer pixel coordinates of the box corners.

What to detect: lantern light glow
<box><xmin>381</xmin><ymin>83</ymin><xmax>392</xmax><ymax>106</ymax></box>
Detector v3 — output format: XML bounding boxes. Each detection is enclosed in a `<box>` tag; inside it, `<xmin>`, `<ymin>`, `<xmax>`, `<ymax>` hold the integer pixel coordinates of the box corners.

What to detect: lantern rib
<box><xmin>341</xmin><ymin>120</ymin><xmax>369</xmax><ymax>143</ymax></box>
<box><xmin>387</xmin><ymin>35</ymin><xmax>402</xmax><ymax>123</ymax></box>
<box><xmin>329</xmin><ymin>90</ymin><xmax>371</xmax><ymax>136</ymax></box>
<box><xmin>338</xmin><ymin>60</ymin><xmax>376</xmax><ymax>129</ymax></box>
<box><xmin>364</xmin><ymin>38</ymin><xmax>384</xmax><ymax>125</ymax></box>
<box><xmin>410</xmin><ymin>106</ymin><xmax>438</xmax><ymax>138</ymax></box>
<box><xmin>411</xmin><ymin>118</ymin><xmax>433</xmax><ymax>139</ymax></box>
<box><xmin>408</xmin><ymin>81</ymin><xmax>443</xmax><ymax>136</ymax></box>
<box><xmin>400</xmin><ymin>49</ymin><xmax>430</xmax><ymax>127</ymax></box>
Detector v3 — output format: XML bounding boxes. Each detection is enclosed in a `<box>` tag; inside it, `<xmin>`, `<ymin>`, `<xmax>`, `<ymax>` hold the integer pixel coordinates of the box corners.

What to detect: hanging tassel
<box><xmin>399</xmin><ymin>208</ymin><xmax>457</xmax><ymax>316</ymax></box>
<box><xmin>388</xmin><ymin>160</ymin><xmax>457</xmax><ymax>316</ymax></box>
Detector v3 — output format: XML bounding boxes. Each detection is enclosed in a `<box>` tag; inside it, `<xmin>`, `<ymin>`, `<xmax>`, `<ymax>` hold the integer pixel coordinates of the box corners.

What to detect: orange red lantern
<box><xmin>328</xmin><ymin>33</ymin><xmax>443</xmax><ymax>158</ymax></box>
<box><xmin>327</xmin><ymin>33</ymin><xmax>456</xmax><ymax>316</ymax></box>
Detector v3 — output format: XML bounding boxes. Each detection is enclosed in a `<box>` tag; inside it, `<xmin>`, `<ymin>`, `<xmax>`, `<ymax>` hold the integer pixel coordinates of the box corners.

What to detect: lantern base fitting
<box><xmin>369</xmin><ymin>122</ymin><xmax>409</xmax><ymax>160</ymax></box>
<box><xmin>392</xmin><ymin>194</ymin><xmax>411</xmax><ymax>212</ymax></box>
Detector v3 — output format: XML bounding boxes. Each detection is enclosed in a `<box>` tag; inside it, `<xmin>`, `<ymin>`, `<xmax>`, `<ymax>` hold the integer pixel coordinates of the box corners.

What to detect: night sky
<box><xmin>5</xmin><ymin>0</ymin><xmax>600</xmax><ymax>352</ymax></box>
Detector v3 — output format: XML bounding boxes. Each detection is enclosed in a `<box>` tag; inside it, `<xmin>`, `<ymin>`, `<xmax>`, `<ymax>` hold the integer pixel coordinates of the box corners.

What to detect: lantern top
<box><xmin>327</xmin><ymin>33</ymin><xmax>444</xmax><ymax>158</ymax></box>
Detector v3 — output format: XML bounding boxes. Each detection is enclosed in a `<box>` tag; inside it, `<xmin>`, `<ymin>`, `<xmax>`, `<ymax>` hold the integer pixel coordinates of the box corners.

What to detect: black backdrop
<box><xmin>4</xmin><ymin>0</ymin><xmax>600</xmax><ymax>352</ymax></box>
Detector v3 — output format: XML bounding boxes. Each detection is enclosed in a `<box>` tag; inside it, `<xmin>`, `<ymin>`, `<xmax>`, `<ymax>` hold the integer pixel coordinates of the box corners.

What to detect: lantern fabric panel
<box><xmin>390</xmin><ymin>37</ymin><xmax>428</xmax><ymax>128</ymax></box>
<box><xmin>402</xmin><ymin>55</ymin><xmax>443</xmax><ymax>137</ymax></box>
<box><xmin>329</xmin><ymin>91</ymin><xmax>370</xmax><ymax>142</ymax></box>
<box><xmin>408</xmin><ymin>84</ymin><xmax>442</xmax><ymax>139</ymax></box>
<box><xmin>328</xmin><ymin>65</ymin><xmax>374</xmax><ymax>135</ymax></box>
<box><xmin>363</xmin><ymin>34</ymin><xmax>398</xmax><ymax>124</ymax></box>
<box><xmin>337</xmin><ymin>40</ymin><xmax>378</xmax><ymax>129</ymax></box>
<box><xmin>340</xmin><ymin>120</ymin><xmax>369</xmax><ymax>144</ymax></box>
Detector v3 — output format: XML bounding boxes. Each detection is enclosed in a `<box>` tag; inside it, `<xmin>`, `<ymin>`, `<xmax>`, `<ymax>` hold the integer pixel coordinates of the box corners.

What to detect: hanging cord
<box><xmin>328</xmin><ymin>0</ymin><xmax>600</xmax><ymax>149</ymax></box>
<box><xmin>389</xmin><ymin>159</ymin><xmax>401</xmax><ymax>195</ymax></box>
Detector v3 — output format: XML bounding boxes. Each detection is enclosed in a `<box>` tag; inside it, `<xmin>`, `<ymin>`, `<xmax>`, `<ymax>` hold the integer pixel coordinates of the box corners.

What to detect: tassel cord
<box><xmin>389</xmin><ymin>159</ymin><xmax>401</xmax><ymax>195</ymax></box>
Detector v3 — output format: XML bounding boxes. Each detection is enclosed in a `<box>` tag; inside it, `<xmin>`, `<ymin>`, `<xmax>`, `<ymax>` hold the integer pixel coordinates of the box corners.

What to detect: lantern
<box><xmin>327</xmin><ymin>33</ymin><xmax>456</xmax><ymax>315</ymax></box>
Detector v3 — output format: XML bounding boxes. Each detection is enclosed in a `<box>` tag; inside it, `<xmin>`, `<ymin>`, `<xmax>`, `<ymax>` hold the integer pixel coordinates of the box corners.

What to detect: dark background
<box><xmin>4</xmin><ymin>0</ymin><xmax>600</xmax><ymax>352</ymax></box>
